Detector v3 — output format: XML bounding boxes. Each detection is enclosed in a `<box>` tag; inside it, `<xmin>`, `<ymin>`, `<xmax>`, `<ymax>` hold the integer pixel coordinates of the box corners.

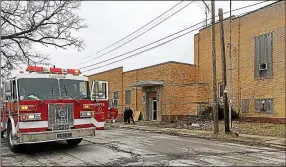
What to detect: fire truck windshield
<box><xmin>59</xmin><ymin>79</ymin><xmax>89</xmax><ymax>100</ymax></box>
<box><xmin>17</xmin><ymin>78</ymin><xmax>89</xmax><ymax>100</ymax></box>
<box><xmin>18</xmin><ymin>78</ymin><xmax>60</xmax><ymax>100</ymax></box>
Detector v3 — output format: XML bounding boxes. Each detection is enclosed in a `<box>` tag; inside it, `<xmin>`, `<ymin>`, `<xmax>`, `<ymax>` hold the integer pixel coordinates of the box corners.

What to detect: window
<box><xmin>255</xmin><ymin>98</ymin><xmax>274</xmax><ymax>114</ymax></box>
<box><xmin>125</xmin><ymin>90</ymin><xmax>131</xmax><ymax>105</ymax></box>
<box><xmin>108</xmin><ymin>99</ymin><xmax>113</xmax><ymax>108</ymax></box>
<box><xmin>12</xmin><ymin>80</ymin><xmax>17</xmax><ymax>100</ymax></box>
<box><xmin>113</xmin><ymin>92</ymin><xmax>119</xmax><ymax>108</ymax></box>
<box><xmin>218</xmin><ymin>83</ymin><xmax>224</xmax><ymax>98</ymax></box>
<box><xmin>241</xmin><ymin>99</ymin><xmax>250</xmax><ymax>113</ymax></box>
<box><xmin>254</xmin><ymin>32</ymin><xmax>273</xmax><ymax>79</ymax></box>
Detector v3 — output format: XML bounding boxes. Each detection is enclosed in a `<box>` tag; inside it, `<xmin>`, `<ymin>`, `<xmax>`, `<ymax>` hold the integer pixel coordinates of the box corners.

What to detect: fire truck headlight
<box><xmin>80</xmin><ymin>111</ymin><xmax>94</xmax><ymax>118</ymax></box>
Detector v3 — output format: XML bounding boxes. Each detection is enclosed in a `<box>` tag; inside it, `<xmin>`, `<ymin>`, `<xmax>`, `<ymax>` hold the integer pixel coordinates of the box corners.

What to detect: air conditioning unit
<box><xmin>259</xmin><ymin>63</ymin><xmax>268</xmax><ymax>70</ymax></box>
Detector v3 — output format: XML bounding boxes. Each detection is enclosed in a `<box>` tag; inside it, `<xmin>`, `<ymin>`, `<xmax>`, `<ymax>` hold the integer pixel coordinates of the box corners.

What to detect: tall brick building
<box><xmin>88</xmin><ymin>1</ymin><xmax>286</xmax><ymax>123</ymax></box>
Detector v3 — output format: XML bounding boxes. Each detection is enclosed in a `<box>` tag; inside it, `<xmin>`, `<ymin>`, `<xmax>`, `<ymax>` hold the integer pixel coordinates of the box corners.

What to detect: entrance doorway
<box><xmin>152</xmin><ymin>99</ymin><xmax>157</xmax><ymax>121</ymax></box>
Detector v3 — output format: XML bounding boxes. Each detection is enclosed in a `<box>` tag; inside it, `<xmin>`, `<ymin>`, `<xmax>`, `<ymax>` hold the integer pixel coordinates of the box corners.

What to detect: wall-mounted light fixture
<box><xmin>157</xmin><ymin>94</ymin><xmax>160</xmax><ymax>101</ymax></box>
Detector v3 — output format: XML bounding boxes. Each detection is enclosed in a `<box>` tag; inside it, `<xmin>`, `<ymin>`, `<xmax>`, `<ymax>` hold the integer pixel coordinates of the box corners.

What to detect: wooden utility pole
<box><xmin>211</xmin><ymin>0</ymin><xmax>219</xmax><ymax>134</ymax></box>
<box><xmin>218</xmin><ymin>8</ymin><xmax>230</xmax><ymax>133</ymax></box>
<box><xmin>229</xmin><ymin>0</ymin><xmax>233</xmax><ymax>130</ymax></box>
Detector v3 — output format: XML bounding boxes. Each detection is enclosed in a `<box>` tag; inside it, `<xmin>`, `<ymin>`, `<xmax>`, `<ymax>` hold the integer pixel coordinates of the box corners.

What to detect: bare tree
<box><xmin>1</xmin><ymin>1</ymin><xmax>87</xmax><ymax>72</ymax></box>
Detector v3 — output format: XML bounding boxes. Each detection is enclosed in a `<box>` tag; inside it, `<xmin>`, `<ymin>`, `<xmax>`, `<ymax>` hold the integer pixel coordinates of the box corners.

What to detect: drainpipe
<box><xmin>135</xmin><ymin>71</ymin><xmax>137</xmax><ymax>111</ymax></box>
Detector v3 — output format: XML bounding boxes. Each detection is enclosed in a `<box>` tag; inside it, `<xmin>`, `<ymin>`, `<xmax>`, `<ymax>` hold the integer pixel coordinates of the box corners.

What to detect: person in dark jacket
<box><xmin>129</xmin><ymin>107</ymin><xmax>136</xmax><ymax>124</ymax></box>
<box><xmin>123</xmin><ymin>107</ymin><xmax>129</xmax><ymax>124</ymax></box>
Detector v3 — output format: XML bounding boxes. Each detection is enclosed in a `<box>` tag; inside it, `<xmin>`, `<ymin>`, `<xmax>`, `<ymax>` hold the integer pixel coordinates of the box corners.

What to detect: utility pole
<box><xmin>0</xmin><ymin>0</ymin><xmax>2</xmax><ymax>165</ymax></box>
<box><xmin>211</xmin><ymin>0</ymin><xmax>219</xmax><ymax>134</ymax></box>
<box><xmin>229</xmin><ymin>0</ymin><xmax>233</xmax><ymax>130</ymax></box>
<box><xmin>218</xmin><ymin>8</ymin><xmax>230</xmax><ymax>133</ymax></box>
<box><xmin>202</xmin><ymin>0</ymin><xmax>210</xmax><ymax>27</ymax></box>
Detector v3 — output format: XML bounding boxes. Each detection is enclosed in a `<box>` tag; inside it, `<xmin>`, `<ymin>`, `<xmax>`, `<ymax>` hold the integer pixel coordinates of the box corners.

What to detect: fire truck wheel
<box><xmin>66</xmin><ymin>138</ymin><xmax>83</xmax><ymax>146</ymax></box>
<box><xmin>7</xmin><ymin>123</ymin><xmax>24</xmax><ymax>153</ymax></box>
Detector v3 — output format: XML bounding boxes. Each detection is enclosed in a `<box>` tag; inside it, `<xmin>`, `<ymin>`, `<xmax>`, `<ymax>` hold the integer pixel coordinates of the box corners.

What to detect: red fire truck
<box><xmin>0</xmin><ymin>66</ymin><xmax>117</xmax><ymax>153</ymax></box>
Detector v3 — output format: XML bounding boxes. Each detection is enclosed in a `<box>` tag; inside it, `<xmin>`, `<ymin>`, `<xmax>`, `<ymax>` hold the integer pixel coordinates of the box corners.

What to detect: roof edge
<box><xmin>86</xmin><ymin>66</ymin><xmax>123</xmax><ymax>77</ymax></box>
<box><xmin>124</xmin><ymin>61</ymin><xmax>195</xmax><ymax>73</ymax></box>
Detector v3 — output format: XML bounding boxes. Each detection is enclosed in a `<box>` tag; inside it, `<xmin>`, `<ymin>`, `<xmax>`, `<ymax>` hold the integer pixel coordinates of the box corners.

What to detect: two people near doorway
<box><xmin>124</xmin><ymin>106</ymin><xmax>136</xmax><ymax>124</ymax></box>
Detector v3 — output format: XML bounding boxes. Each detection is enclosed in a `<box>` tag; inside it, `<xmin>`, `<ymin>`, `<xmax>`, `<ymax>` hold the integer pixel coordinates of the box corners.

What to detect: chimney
<box><xmin>53</xmin><ymin>65</ymin><xmax>55</xmax><ymax>68</ymax></box>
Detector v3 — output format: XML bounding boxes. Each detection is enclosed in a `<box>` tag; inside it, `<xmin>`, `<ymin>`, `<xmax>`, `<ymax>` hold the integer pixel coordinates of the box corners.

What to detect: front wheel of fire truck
<box><xmin>66</xmin><ymin>138</ymin><xmax>83</xmax><ymax>146</ymax></box>
<box><xmin>7</xmin><ymin>123</ymin><xmax>25</xmax><ymax>153</ymax></box>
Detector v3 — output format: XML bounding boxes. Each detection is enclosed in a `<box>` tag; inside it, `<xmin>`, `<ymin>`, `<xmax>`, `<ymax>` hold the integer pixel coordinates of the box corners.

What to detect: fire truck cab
<box><xmin>1</xmin><ymin>66</ymin><xmax>111</xmax><ymax>153</ymax></box>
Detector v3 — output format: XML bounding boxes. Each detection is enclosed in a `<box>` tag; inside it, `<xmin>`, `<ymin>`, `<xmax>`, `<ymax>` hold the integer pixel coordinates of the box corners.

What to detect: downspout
<box><xmin>135</xmin><ymin>71</ymin><xmax>137</xmax><ymax>111</ymax></box>
<box><xmin>238</xmin><ymin>17</ymin><xmax>241</xmax><ymax>110</ymax></box>
<box><xmin>121</xmin><ymin>70</ymin><xmax>124</xmax><ymax>114</ymax></box>
<box><xmin>284</xmin><ymin>1</ymin><xmax>286</xmax><ymax>120</ymax></box>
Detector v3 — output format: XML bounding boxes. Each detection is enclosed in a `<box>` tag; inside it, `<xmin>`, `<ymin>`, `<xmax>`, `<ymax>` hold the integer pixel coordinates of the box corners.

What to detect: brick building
<box><xmin>194</xmin><ymin>0</ymin><xmax>285</xmax><ymax>123</ymax></box>
<box><xmin>88</xmin><ymin>1</ymin><xmax>286</xmax><ymax>123</ymax></box>
<box><xmin>88</xmin><ymin>62</ymin><xmax>209</xmax><ymax>121</ymax></box>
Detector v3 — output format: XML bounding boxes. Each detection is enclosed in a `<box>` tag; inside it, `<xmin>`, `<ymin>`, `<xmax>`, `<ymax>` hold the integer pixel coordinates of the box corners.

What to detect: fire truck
<box><xmin>0</xmin><ymin>66</ymin><xmax>118</xmax><ymax>153</ymax></box>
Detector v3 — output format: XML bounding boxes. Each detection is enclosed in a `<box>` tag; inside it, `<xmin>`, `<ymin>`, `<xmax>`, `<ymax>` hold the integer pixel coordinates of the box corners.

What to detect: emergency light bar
<box><xmin>26</xmin><ymin>66</ymin><xmax>81</xmax><ymax>75</ymax></box>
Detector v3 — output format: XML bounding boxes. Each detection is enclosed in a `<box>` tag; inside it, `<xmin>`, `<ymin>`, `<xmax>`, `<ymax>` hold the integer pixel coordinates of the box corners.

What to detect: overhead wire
<box><xmin>68</xmin><ymin>1</ymin><xmax>186</xmax><ymax>65</ymax></box>
<box><xmin>80</xmin><ymin>20</ymin><xmax>205</xmax><ymax>70</ymax></box>
<box><xmin>80</xmin><ymin>0</ymin><xmax>274</xmax><ymax>72</ymax></box>
<box><xmin>67</xmin><ymin>1</ymin><xmax>187</xmax><ymax>65</ymax></box>
<box><xmin>67</xmin><ymin>1</ymin><xmax>185</xmax><ymax>65</ymax></box>
<box><xmin>82</xmin><ymin>25</ymin><xmax>204</xmax><ymax>73</ymax></box>
<box><xmin>77</xmin><ymin>1</ymin><xmax>195</xmax><ymax>66</ymax></box>
<box><xmin>81</xmin><ymin>0</ymin><xmax>274</xmax><ymax>73</ymax></box>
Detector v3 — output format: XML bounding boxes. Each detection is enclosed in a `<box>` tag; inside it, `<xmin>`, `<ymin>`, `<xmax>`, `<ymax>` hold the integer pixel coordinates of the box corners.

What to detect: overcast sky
<box><xmin>35</xmin><ymin>1</ymin><xmax>275</xmax><ymax>75</ymax></box>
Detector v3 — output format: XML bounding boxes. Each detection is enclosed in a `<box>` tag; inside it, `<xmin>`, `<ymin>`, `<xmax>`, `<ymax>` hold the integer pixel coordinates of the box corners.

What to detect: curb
<box><xmin>108</xmin><ymin>124</ymin><xmax>286</xmax><ymax>150</ymax></box>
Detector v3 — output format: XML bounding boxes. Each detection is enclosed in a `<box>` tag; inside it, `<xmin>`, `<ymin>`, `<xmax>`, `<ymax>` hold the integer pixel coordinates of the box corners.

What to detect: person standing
<box><xmin>129</xmin><ymin>107</ymin><xmax>136</xmax><ymax>124</ymax></box>
<box><xmin>123</xmin><ymin>107</ymin><xmax>129</xmax><ymax>124</ymax></box>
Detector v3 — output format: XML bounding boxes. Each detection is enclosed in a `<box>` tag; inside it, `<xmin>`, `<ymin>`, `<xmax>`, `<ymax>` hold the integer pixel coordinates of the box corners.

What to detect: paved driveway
<box><xmin>1</xmin><ymin>128</ymin><xmax>285</xmax><ymax>166</ymax></box>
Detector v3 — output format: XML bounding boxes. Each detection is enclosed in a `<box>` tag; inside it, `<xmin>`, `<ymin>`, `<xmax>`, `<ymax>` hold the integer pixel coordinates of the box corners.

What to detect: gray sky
<box><xmin>34</xmin><ymin>1</ymin><xmax>275</xmax><ymax>75</ymax></box>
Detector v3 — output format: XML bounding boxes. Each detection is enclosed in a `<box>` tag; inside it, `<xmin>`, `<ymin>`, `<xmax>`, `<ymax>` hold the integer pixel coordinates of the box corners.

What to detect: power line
<box><xmin>77</xmin><ymin>1</ymin><xmax>195</xmax><ymax>67</ymax></box>
<box><xmin>82</xmin><ymin>25</ymin><xmax>204</xmax><ymax>73</ymax></box>
<box><xmin>67</xmin><ymin>1</ymin><xmax>185</xmax><ymax>65</ymax></box>
<box><xmin>81</xmin><ymin>0</ymin><xmax>275</xmax><ymax>73</ymax></box>
<box><xmin>80</xmin><ymin>0</ymin><xmax>273</xmax><ymax>71</ymax></box>
<box><xmin>80</xmin><ymin>20</ymin><xmax>205</xmax><ymax>70</ymax></box>
<box><xmin>94</xmin><ymin>1</ymin><xmax>185</xmax><ymax>55</ymax></box>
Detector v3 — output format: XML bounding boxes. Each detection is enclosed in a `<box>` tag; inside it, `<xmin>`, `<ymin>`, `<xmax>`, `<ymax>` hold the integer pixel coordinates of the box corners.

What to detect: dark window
<box><xmin>255</xmin><ymin>98</ymin><xmax>274</xmax><ymax>114</ymax></box>
<box><xmin>125</xmin><ymin>90</ymin><xmax>131</xmax><ymax>105</ymax></box>
<box><xmin>218</xmin><ymin>83</ymin><xmax>224</xmax><ymax>98</ymax></box>
<box><xmin>12</xmin><ymin>80</ymin><xmax>17</xmax><ymax>100</ymax></box>
<box><xmin>113</xmin><ymin>92</ymin><xmax>118</xmax><ymax>108</ymax></box>
<box><xmin>254</xmin><ymin>32</ymin><xmax>273</xmax><ymax>79</ymax></box>
<box><xmin>241</xmin><ymin>99</ymin><xmax>250</xmax><ymax>113</ymax></box>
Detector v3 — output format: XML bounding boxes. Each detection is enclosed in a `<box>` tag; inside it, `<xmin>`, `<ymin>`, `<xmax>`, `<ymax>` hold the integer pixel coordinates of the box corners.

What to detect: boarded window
<box><xmin>241</xmin><ymin>99</ymin><xmax>250</xmax><ymax>113</ymax></box>
<box><xmin>255</xmin><ymin>99</ymin><xmax>274</xmax><ymax>114</ymax></box>
<box><xmin>254</xmin><ymin>32</ymin><xmax>273</xmax><ymax>79</ymax></box>
<box><xmin>125</xmin><ymin>90</ymin><xmax>131</xmax><ymax>105</ymax></box>
<box><xmin>113</xmin><ymin>92</ymin><xmax>119</xmax><ymax>108</ymax></box>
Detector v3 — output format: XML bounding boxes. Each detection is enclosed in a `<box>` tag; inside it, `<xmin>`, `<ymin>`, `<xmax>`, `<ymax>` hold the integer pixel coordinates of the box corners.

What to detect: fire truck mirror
<box><xmin>4</xmin><ymin>81</ymin><xmax>12</xmax><ymax>93</ymax></box>
<box><xmin>5</xmin><ymin>92</ymin><xmax>12</xmax><ymax>97</ymax></box>
<box><xmin>98</xmin><ymin>82</ymin><xmax>103</xmax><ymax>92</ymax></box>
<box><xmin>4</xmin><ymin>81</ymin><xmax>11</xmax><ymax>92</ymax></box>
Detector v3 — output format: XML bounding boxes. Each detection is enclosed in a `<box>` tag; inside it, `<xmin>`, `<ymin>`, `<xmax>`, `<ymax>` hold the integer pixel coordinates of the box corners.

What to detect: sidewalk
<box><xmin>107</xmin><ymin>122</ymin><xmax>286</xmax><ymax>149</ymax></box>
